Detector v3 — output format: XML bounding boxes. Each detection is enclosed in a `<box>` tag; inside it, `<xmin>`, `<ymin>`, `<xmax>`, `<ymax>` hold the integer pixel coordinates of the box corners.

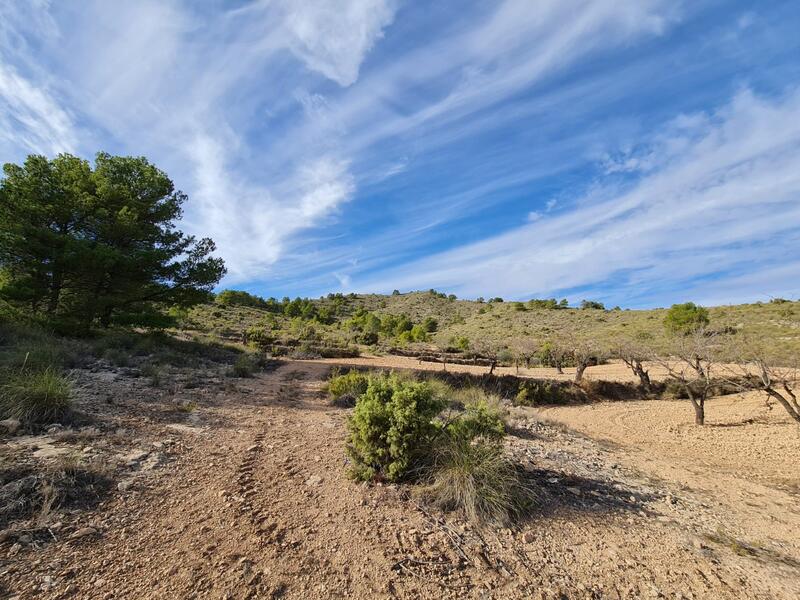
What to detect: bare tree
<box><xmin>656</xmin><ymin>330</ymin><xmax>719</xmax><ymax>425</ymax></box>
<box><xmin>468</xmin><ymin>339</ymin><xmax>499</xmax><ymax>374</ymax></box>
<box><xmin>614</xmin><ymin>338</ymin><xmax>654</xmax><ymax>392</ymax></box>
<box><xmin>539</xmin><ymin>339</ymin><xmax>570</xmax><ymax>375</ymax></box>
<box><xmin>508</xmin><ymin>338</ymin><xmax>539</xmax><ymax>374</ymax></box>
<box><xmin>571</xmin><ymin>341</ymin><xmax>604</xmax><ymax>383</ymax></box>
<box><xmin>719</xmin><ymin>339</ymin><xmax>800</xmax><ymax>423</ymax></box>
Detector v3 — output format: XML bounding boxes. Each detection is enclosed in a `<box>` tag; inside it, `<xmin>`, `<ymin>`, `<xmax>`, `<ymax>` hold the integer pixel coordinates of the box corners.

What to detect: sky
<box><xmin>1</xmin><ymin>0</ymin><xmax>800</xmax><ymax>308</ymax></box>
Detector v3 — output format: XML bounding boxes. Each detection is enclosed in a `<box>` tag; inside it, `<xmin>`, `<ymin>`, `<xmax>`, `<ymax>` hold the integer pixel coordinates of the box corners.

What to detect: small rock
<box><xmin>305</xmin><ymin>475</ymin><xmax>323</xmax><ymax>486</ymax></box>
<box><xmin>117</xmin><ymin>481</ymin><xmax>133</xmax><ymax>492</ymax></box>
<box><xmin>246</xmin><ymin>444</ymin><xmax>260</xmax><ymax>452</ymax></box>
<box><xmin>0</xmin><ymin>418</ymin><xmax>21</xmax><ymax>435</ymax></box>
<box><xmin>69</xmin><ymin>527</ymin><xmax>98</xmax><ymax>540</ymax></box>
<box><xmin>566</xmin><ymin>487</ymin><xmax>581</xmax><ymax>496</ymax></box>
<box><xmin>522</xmin><ymin>531</ymin><xmax>536</xmax><ymax>544</ymax></box>
<box><xmin>122</xmin><ymin>450</ymin><xmax>149</xmax><ymax>464</ymax></box>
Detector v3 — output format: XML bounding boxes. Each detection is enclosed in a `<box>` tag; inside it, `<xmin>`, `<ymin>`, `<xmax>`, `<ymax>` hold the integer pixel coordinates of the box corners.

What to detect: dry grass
<box><xmin>0</xmin><ymin>368</ymin><xmax>72</xmax><ymax>424</ymax></box>
<box><xmin>422</xmin><ymin>439</ymin><xmax>533</xmax><ymax>526</ymax></box>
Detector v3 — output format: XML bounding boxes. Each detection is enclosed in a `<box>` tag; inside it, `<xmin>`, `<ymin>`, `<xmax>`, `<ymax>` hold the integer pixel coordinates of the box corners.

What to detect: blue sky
<box><xmin>2</xmin><ymin>1</ymin><xmax>800</xmax><ymax>307</ymax></box>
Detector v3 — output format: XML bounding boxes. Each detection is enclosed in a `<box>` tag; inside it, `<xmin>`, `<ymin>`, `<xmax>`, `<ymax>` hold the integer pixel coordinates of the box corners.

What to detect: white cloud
<box><xmin>277</xmin><ymin>0</ymin><xmax>397</xmax><ymax>86</ymax></box>
<box><xmin>355</xmin><ymin>88</ymin><xmax>800</xmax><ymax>303</ymax></box>
<box><xmin>0</xmin><ymin>62</ymin><xmax>76</xmax><ymax>156</ymax></box>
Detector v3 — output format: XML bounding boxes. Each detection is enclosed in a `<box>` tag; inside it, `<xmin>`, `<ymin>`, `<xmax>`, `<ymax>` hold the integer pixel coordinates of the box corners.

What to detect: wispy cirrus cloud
<box><xmin>1</xmin><ymin>1</ymin><xmax>798</xmax><ymax>306</ymax></box>
<box><xmin>355</xmin><ymin>88</ymin><xmax>800</xmax><ymax>305</ymax></box>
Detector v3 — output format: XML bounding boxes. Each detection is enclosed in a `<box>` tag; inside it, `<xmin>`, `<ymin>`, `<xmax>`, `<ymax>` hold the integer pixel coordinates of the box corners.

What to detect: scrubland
<box><xmin>2</xmin><ymin>294</ymin><xmax>800</xmax><ymax>598</ymax></box>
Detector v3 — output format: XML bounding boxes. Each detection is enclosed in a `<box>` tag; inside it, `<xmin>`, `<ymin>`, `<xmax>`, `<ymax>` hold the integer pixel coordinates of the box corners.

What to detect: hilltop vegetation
<box><xmin>186</xmin><ymin>289</ymin><xmax>800</xmax><ymax>363</ymax></box>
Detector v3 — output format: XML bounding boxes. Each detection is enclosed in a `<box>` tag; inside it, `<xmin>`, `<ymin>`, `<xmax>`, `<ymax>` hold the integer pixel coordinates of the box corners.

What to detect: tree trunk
<box><xmin>686</xmin><ymin>386</ymin><xmax>705</xmax><ymax>425</ymax></box>
<box><xmin>555</xmin><ymin>363</ymin><xmax>563</xmax><ymax>374</ymax></box>
<box><xmin>766</xmin><ymin>389</ymin><xmax>800</xmax><ymax>423</ymax></box>
<box><xmin>634</xmin><ymin>362</ymin><xmax>651</xmax><ymax>392</ymax></box>
<box><xmin>575</xmin><ymin>362</ymin><xmax>587</xmax><ymax>383</ymax></box>
<box><xmin>693</xmin><ymin>399</ymin><xmax>705</xmax><ymax>425</ymax></box>
<box><xmin>489</xmin><ymin>360</ymin><xmax>496</xmax><ymax>375</ymax></box>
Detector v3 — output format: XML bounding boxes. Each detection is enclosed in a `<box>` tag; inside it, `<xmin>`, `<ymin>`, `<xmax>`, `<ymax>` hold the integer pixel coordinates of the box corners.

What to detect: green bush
<box><xmin>230</xmin><ymin>354</ymin><xmax>257</xmax><ymax>377</ymax></box>
<box><xmin>514</xmin><ymin>381</ymin><xmax>565</xmax><ymax>406</ymax></box>
<box><xmin>664</xmin><ymin>302</ymin><xmax>710</xmax><ymax>335</ymax></box>
<box><xmin>347</xmin><ymin>375</ymin><xmax>446</xmax><ymax>482</ymax></box>
<box><xmin>0</xmin><ymin>369</ymin><xmax>72</xmax><ymax>424</ymax></box>
<box><xmin>447</xmin><ymin>392</ymin><xmax>506</xmax><ymax>442</ymax></box>
<box><xmin>327</xmin><ymin>369</ymin><xmax>370</xmax><ymax>402</ymax></box>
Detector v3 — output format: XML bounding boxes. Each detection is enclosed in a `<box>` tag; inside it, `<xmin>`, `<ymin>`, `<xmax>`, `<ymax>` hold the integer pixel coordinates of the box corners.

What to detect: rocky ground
<box><xmin>1</xmin><ymin>358</ymin><xmax>799</xmax><ymax>599</ymax></box>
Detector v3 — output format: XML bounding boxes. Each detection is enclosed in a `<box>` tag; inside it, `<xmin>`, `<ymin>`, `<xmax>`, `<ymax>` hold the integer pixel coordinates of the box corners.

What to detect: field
<box><xmin>2</xmin><ymin>328</ymin><xmax>799</xmax><ymax>598</ymax></box>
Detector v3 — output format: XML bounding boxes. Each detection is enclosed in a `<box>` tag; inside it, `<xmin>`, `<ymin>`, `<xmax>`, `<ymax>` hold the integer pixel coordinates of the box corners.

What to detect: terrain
<box><xmin>187</xmin><ymin>291</ymin><xmax>800</xmax><ymax>362</ymax></box>
<box><xmin>2</xmin><ymin>352</ymin><xmax>799</xmax><ymax>599</ymax></box>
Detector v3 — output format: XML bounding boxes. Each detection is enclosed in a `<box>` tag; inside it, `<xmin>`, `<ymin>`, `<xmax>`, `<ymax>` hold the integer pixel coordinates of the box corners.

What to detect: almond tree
<box><xmin>614</xmin><ymin>337</ymin><xmax>654</xmax><ymax>392</ymax></box>
<box><xmin>571</xmin><ymin>340</ymin><xmax>604</xmax><ymax>383</ymax></box>
<box><xmin>720</xmin><ymin>339</ymin><xmax>800</xmax><ymax>423</ymax></box>
<box><xmin>656</xmin><ymin>329</ymin><xmax>719</xmax><ymax>425</ymax></box>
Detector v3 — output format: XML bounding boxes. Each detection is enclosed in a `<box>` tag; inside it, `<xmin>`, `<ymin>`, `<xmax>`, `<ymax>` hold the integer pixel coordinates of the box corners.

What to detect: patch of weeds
<box><xmin>140</xmin><ymin>362</ymin><xmax>163</xmax><ymax>387</ymax></box>
<box><xmin>228</xmin><ymin>353</ymin><xmax>260</xmax><ymax>378</ymax></box>
<box><xmin>0</xmin><ymin>368</ymin><xmax>72</xmax><ymax>424</ymax></box>
<box><xmin>102</xmin><ymin>347</ymin><xmax>132</xmax><ymax>367</ymax></box>
<box><xmin>175</xmin><ymin>400</ymin><xmax>197</xmax><ymax>413</ymax></box>
<box><xmin>0</xmin><ymin>455</ymin><xmax>113</xmax><ymax>531</ymax></box>
<box><xmin>421</xmin><ymin>438</ymin><xmax>533</xmax><ymax>526</ymax></box>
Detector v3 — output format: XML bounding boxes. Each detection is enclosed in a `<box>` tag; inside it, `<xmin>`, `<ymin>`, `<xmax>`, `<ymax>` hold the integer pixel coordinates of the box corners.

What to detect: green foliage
<box><xmin>422</xmin><ymin>317</ymin><xmax>438</xmax><ymax>332</ymax></box>
<box><xmin>446</xmin><ymin>392</ymin><xmax>506</xmax><ymax>442</ymax></box>
<box><xmin>216</xmin><ymin>290</ymin><xmax>271</xmax><ymax>309</ymax></box>
<box><xmin>514</xmin><ymin>381</ymin><xmax>566</xmax><ymax>406</ymax></box>
<box><xmin>513</xmin><ymin>302</ymin><xmax>527</xmax><ymax>311</ymax></box>
<box><xmin>327</xmin><ymin>369</ymin><xmax>370</xmax><ymax>402</ymax></box>
<box><xmin>0</xmin><ymin>369</ymin><xmax>72</xmax><ymax>424</ymax></box>
<box><xmin>347</xmin><ymin>375</ymin><xmax>446</xmax><ymax>482</ymax></box>
<box><xmin>580</xmin><ymin>300</ymin><xmax>606</xmax><ymax>310</ymax></box>
<box><xmin>451</xmin><ymin>336</ymin><xmax>470</xmax><ymax>352</ymax></box>
<box><xmin>489</xmin><ymin>297</ymin><xmax>504</xmax><ymax>303</ymax></box>
<box><xmin>230</xmin><ymin>354</ymin><xmax>257</xmax><ymax>377</ymax></box>
<box><xmin>664</xmin><ymin>302</ymin><xmax>710</xmax><ymax>335</ymax></box>
<box><xmin>0</xmin><ymin>153</ymin><xmax>225</xmax><ymax>331</ymax></box>
<box><xmin>527</xmin><ymin>298</ymin><xmax>568</xmax><ymax>310</ymax></box>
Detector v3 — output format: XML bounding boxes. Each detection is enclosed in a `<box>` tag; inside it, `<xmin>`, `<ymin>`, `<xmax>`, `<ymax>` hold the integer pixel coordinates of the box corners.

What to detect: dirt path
<box><xmin>4</xmin><ymin>361</ymin><xmax>800</xmax><ymax>598</ymax></box>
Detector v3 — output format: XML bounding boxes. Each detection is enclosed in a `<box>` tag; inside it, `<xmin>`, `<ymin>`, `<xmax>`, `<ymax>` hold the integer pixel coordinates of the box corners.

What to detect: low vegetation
<box><xmin>0</xmin><ymin>368</ymin><xmax>72</xmax><ymax>424</ymax></box>
<box><xmin>342</xmin><ymin>371</ymin><xmax>530</xmax><ymax>525</ymax></box>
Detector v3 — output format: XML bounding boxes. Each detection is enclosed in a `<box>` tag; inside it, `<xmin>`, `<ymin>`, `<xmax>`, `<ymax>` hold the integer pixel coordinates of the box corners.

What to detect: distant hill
<box><xmin>185</xmin><ymin>291</ymin><xmax>800</xmax><ymax>363</ymax></box>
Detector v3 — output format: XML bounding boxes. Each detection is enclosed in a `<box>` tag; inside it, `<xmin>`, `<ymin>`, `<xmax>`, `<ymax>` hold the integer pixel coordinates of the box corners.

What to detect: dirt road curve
<box><xmin>4</xmin><ymin>360</ymin><xmax>799</xmax><ymax>599</ymax></box>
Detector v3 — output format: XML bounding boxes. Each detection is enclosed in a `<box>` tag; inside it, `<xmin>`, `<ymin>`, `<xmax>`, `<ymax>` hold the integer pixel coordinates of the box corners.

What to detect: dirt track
<box><xmin>3</xmin><ymin>360</ymin><xmax>800</xmax><ymax>598</ymax></box>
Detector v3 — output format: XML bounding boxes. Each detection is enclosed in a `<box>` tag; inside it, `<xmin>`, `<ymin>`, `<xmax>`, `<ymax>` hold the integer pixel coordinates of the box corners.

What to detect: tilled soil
<box><xmin>2</xmin><ymin>360</ymin><xmax>799</xmax><ymax>599</ymax></box>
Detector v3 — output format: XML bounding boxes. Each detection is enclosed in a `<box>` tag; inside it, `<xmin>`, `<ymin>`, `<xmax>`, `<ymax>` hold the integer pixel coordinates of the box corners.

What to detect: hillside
<box><xmin>185</xmin><ymin>291</ymin><xmax>800</xmax><ymax>362</ymax></box>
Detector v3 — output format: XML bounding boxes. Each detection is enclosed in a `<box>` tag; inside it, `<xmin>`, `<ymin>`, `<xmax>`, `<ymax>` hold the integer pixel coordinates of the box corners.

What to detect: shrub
<box><xmin>422</xmin><ymin>438</ymin><xmax>530</xmax><ymax>526</ymax></box>
<box><xmin>447</xmin><ymin>392</ymin><xmax>506</xmax><ymax>442</ymax></box>
<box><xmin>664</xmin><ymin>302</ymin><xmax>710</xmax><ymax>335</ymax></box>
<box><xmin>514</xmin><ymin>381</ymin><xmax>566</xmax><ymax>406</ymax></box>
<box><xmin>230</xmin><ymin>354</ymin><xmax>257</xmax><ymax>377</ymax></box>
<box><xmin>347</xmin><ymin>375</ymin><xmax>446</xmax><ymax>482</ymax></box>
<box><xmin>328</xmin><ymin>369</ymin><xmax>370</xmax><ymax>404</ymax></box>
<box><xmin>0</xmin><ymin>369</ymin><xmax>72</xmax><ymax>424</ymax></box>
<box><xmin>580</xmin><ymin>300</ymin><xmax>605</xmax><ymax>310</ymax></box>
